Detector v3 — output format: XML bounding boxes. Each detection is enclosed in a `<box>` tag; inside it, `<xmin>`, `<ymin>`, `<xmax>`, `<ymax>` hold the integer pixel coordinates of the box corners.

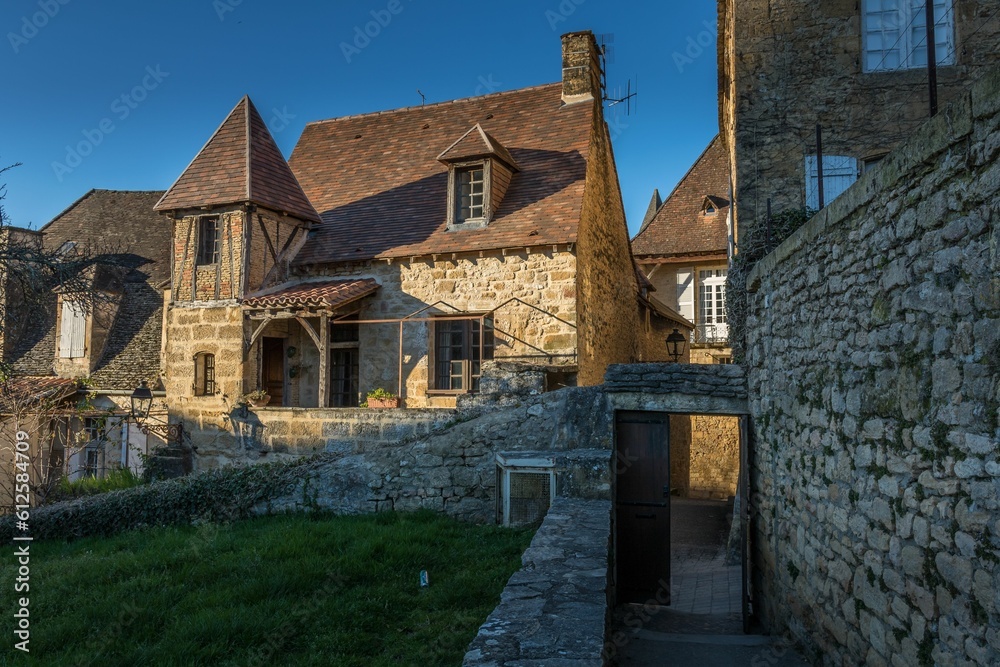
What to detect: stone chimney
<box><xmin>561</xmin><ymin>31</ymin><xmax>602</xmax><ymax>105</ymax></box>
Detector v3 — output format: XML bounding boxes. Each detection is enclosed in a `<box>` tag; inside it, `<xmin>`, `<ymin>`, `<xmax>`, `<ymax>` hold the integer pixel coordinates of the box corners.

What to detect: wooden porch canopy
<box><xmin>242</xmin><ymin>279</ymin><xmax>380</xmax><ymax>407</ymax></box>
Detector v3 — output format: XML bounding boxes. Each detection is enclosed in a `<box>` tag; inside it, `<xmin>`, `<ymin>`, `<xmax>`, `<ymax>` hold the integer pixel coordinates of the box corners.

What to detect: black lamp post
<box><xmin>130</xmin><ymin>380</ymin><xmax>153</xmax><ymax>424</ymax></box>
<box><xmin>666</xmin><ymin>328</ymin><xmax>687</xmax><ymax>363</ymax></box>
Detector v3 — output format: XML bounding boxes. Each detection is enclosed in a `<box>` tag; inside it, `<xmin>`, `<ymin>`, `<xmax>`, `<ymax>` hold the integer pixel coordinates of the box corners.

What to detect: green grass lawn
<box><xmin>0</xmin><ymin>511</ymin><xmax>533</xmax><ymax>667</ymax></box>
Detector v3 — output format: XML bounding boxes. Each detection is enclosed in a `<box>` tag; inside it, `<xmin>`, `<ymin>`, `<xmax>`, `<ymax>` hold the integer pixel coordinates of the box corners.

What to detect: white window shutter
<box><xmin>676</xmin><ymin>269</ymin><xmax>695</xmax><ymax>323</ymax></box>
<box><xmin>60</xmin><ymin>300</ymin><xmax>86</xmax><ymax>358</ymax></box>
<box><xmin>805</xmin><ymin>156</ymin><xmax>858</xmax><ymax>209</ymax></box>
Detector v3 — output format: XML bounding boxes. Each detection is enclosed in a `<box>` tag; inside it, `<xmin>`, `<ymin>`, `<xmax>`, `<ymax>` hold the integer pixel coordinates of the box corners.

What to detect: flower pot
<box><xmin>248</xmin><ymin>394</ymin><xmax>271</xmax><ymax>408</ymax></box>
<box><xmin>367</xmin><ymin>397</ymin><xmax>398</xmax><ymax>409</ymax></box>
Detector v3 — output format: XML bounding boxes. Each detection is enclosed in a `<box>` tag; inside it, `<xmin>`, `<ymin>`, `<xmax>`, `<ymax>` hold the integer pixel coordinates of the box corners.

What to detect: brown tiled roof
<box><xmin>437</xmin><ymin>124</ymin><xmax>519</xmax><ymax>170</ymax></box>
<box><xmin>0</xmin><ymin>377</ymin><xmax>77</xmax><ymax>413</ymax></box>
<box><xmin>631</xmin><ymin>135</ymin><xmax>730</xmax><ymax>258</ymax></box>
<box><xmin>288</xmin><ymin>83</ymin><xmax>592</xmax><ymax>264</ymax></box>
<box><xmin>155</xmin><ymin>96</ymin><xmax>321</xmax><ymax>224</ymax></box>
<box><xmin>242</xmin><ymin>279</ymin><xmax>379</xmax><ymax>309</ymax></box>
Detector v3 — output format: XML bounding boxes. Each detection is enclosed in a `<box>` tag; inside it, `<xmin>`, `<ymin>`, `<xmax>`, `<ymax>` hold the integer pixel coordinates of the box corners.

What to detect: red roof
<box><xmin>631</xmin><ymin>135</ymin><xmax>730</xmax><ymax>259</ymax></box>
<box><xmin>242</xmin><ymin>279</ymin><xmax>380</xmax><ymax>310</ymax></box>
<box><xmin>288</xmin><ymin>83</ymin><xmax>592</xmax><ymax>264</ymax></box>
<box><xmin>0</xmin><ymin>377</ymin><xmax>77</xmax><ymax>412</ymax></box>
<box><xmin>155</xmin><ymin>97</ymin><xmax>321</xmax><ymax>224</ymax></box>
<box><xmin>437</xmin><ymin>123</ymin><xmax>519</xmax><ymax>169</ymax></box>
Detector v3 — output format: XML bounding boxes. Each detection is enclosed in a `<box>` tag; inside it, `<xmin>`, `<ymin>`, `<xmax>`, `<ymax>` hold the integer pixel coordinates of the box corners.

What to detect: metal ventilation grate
<box><xmin>496</xmin><ymin>455</ymin><xmax>555</xmax><ymax>527</ymax></box>
<box><xmin>508</xmin><ymin>471</ymin><xmax>552</xmax><ymax>526</ymax></box>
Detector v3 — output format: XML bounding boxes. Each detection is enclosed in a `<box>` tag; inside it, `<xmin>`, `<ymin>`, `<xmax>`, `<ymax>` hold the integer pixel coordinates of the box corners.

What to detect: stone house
<box><xmin>0</xmin><ymin>190</ymin><xmax>171</xmax><ymax>501</ymax></box>
<box><xmin>718</xmin><ymin>0</ymin><xmax>1000</xmax><ymax>248</ymax></box>
<box><xmin>633</xmin><ymin>135</ymin><xmax>732</xmax><ymax>362</ymax></box>
<box><xmin>631</xmin><ymin>136</ymin><xmax>739</xmax><ymax>499</ymax></box>
<box><xmin>154</xmin><ymin>31</ymin><xmax>690</xmax><ymax>468</ymax></box>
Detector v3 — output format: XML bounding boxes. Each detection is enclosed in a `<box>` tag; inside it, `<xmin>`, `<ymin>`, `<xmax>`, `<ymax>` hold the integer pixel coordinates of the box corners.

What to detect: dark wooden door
<box><xmin>616</xmin><ymin>411</ymin><xmax>671</xmax><ymax>605</ymax></box>
<box><xmin>330</xmin><ymin>348</ymin><xmax>360</xmax><ymax>407</ymax></box>
<box><xmin>261</xmin><ymin>337</ymin><xmax>285</xmax><ymax>406</ymax></box>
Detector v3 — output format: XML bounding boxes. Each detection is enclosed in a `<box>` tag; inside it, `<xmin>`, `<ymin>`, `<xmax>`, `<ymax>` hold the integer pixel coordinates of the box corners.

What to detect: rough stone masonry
<box><xmin>745</xmin><ymin>66</ymin><xmax>1000</xmax><ymax>665</ymax></box>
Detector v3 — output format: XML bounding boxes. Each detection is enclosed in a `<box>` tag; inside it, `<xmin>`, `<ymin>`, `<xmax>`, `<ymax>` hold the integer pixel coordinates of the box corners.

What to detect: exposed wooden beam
<box><xmin>296</xmin><ymin>316</ymin><xmax>322</xmax><ymax>351</ymax></box>
<box><xmin>318</xmin><ymin>313</ymin><xmax>329</xmax><ymax>408</ymax></box>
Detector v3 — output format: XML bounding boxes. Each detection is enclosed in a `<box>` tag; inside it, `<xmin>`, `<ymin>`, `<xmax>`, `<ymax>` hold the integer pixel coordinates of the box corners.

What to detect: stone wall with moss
<box><xmin>745</xmin><ymin>68</ymin><xmax>1000</xmax><ymax>665</ymax></box>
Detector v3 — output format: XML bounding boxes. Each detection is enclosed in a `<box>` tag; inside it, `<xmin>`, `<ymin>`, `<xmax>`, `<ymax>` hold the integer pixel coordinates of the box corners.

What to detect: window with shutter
<box><xmin>59</xmin><ymin>300</ymin><xmax>87</xmax><ymax>358</ymax></box>
<box><xmin>675</xmin><ymin>269</ymin><xmax>695</xmax><ymax>323</ymax></box>
<box><xmin>805</xmin><ymin>156</ymin><xmax>858</xmax><ymax>210</ymax></box>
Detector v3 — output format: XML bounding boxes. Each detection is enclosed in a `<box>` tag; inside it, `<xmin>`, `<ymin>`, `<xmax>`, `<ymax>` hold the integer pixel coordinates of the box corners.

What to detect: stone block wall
<box><xmin>463</xmin><ymin>497</ymin><xmax>611</xmax><ymax>666</ymax></box>
<box><xmin>744</xmin><ymin>68</ymin><xmax>1000</xmax><ymax>665</ymax></box>
<box><xmin>719</xmin><ymin>0</ymin><xmax>1000</xmax><ymax>249</ymax></box>
<box><xmin>575</xmin><ymin>101</ymin><xmax>648</xmax><ymax>385</ymax></box>
<box><xmin>689</xmin><ymin>414</ymin><xmax>740</xmax><ymax>499</ymax></box>
<box><xmin>306</xmin><ymin>250</ymin><xmax>579</xmax><ymax>407</ymax></box>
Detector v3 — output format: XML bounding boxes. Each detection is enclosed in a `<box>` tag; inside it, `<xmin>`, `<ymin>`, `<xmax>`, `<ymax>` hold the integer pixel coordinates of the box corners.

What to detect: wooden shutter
<box><xmin>675</xmin><ymin>269</ymin><xmax>695</xmax><ymax>323</ymax></box>
<box><xmin>60</xmin><ymin>300</ymin><xmax>86</xmax><ymax>358</ymax></box>
<box><xmin>805</xmin><ymin>156</ymin><xmax>857</xmax><ymax>209</ymax></box>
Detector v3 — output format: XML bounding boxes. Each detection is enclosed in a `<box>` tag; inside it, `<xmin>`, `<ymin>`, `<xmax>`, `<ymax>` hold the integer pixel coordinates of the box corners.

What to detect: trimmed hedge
<box><xmin>0</xmin><ymin>458</ymin><xmax>314</xmax><ymax>542</ymax></box>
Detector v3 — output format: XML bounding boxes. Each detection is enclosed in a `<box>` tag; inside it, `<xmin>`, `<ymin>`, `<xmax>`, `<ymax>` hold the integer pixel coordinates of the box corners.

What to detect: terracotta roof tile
<box><xmin>437</xmin><ymin>123</ymin><xmax>519</xmax><ymax>169</ymax></box>
<box><xmin>155</xmin><ymin>97</ymin><xmax>320</xmax><ymax>224</ymax></box>
<box><xmin>631</xmin><ymin>135</ymin><xmax>730</xmax><ymax>259</ymax></box>
<box><xmin>0</xmin><ymin>377</ymin><xmax>77</xmax><ymax>412</ymax></box>
<box><xmin>288</xmin><ymin>84</ymin><xmax>592</xmax><ymax>264</ymax></box>
<box><xmin>242</xmin><ymin>279</ymin><xmax>379</xmax><ymax>309</ymax></box>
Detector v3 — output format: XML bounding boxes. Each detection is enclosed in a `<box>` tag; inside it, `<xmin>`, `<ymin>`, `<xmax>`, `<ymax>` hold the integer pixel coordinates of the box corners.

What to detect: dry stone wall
<box><xmin>745</xmin><ymin>68</ymin><xmax>1000</xmax><ymax>666</ymax></box>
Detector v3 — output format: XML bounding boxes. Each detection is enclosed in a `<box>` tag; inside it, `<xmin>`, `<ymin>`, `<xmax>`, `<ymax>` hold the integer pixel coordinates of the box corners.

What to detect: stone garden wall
<box><xmin>463</xmin><ymin>497</ymin><xmax>611</xmax><ymax>667</ymax></box>
<box><xmin>744</xmin><ymin>67</ymin><xmax>1000</xmax><ymax>665</ymax></box>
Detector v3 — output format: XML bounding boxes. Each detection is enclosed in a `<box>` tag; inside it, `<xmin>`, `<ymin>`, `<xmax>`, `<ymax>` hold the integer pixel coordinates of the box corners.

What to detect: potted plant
<box><xmin>242</xmin><ymin>389</ymin><xmax>271</xmax><ymax>408</ymax></box>
<box><xmin>364</xmin><ymin>388</ymin><xmax>398</xmax><ymax>409</ymax></box>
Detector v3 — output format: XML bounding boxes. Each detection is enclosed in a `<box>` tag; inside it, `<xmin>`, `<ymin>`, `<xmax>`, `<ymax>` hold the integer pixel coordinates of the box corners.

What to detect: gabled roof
<box><xmin>8</xmin><ymin>190</ymin><xmax>169</xmax><ymax>390</ymax></box>
<box><xmin>437</xmin><ymin>123</ymin><xmax>519</xmax><ymax>170</ymax></box>
<box><xmin>631</xmin><ymin>135</ymin><xmax>730</xmax><ymax>259</ymax></box>
<box><xmin>155</xmin><ymin>96</ymin><xmax>321</xmax><ymax>224</ymax></box>
<box><xmin>288</xmin><ymin>83</ymin><xmax>592</xmax><ymax>265</ymax></box>
<box><xmin>242</xmin><ymin>279</ymin><xmax>379</xmax><ymax>310</ymax></box>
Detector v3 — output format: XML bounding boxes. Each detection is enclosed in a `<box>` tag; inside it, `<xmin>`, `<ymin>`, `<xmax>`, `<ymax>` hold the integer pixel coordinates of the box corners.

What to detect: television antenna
<box><xmin>597</xmin><ymin>33</ymin><xmax>637</xmax><ymax>116</ymax></box>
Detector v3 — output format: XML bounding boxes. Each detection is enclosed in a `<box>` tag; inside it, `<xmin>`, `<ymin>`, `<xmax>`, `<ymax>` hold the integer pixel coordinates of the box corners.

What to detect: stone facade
<box><xmin>689</xmin><ymin>414</ymin><xmax>740</xmax><ymax>499</ymax></box>
<box><xmin>719</xmin><ymin>0</ymin><xmax>1000</xmax><ymax>249</ymax></box>
<box><xmin>744</xmin><ymin>68</ymin><xmax>1000</xmax><ymax>665</ymax></box>
<box><xmin>305</xmin><ymin>249</ymin><xmax>579</xmax><ymax>407</ymax></box>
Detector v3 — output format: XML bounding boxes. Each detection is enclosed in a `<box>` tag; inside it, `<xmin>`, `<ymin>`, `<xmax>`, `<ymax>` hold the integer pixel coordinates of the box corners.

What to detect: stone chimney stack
<box><xmin>561</xmin><ymin>31</ymin><xmax>602</xmax><ymax>105</ymax></box>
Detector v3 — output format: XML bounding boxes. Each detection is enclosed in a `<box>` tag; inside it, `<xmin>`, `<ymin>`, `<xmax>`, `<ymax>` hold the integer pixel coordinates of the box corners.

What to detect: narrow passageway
<box><xmin>609</xmin><ymin>498</ymin><xmax>810</xmax><ymax>666</ymax></box>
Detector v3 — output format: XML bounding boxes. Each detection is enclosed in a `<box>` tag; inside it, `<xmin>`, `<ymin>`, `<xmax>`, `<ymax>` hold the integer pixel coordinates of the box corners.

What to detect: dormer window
<box><xmin>704</xmin><ymin>204</ymin><xmax>716</xmax><ymax>216</ymax></box>
<box><xmin>455</xmin><ymin>166</ymin><xmax>486</xmax><ymax>224</ymax></box>
<box><xmin>438</xmin><ymin>124</ymin><xmax>519</xmax><ymax>232</ymax></box>
<box><xmin>58</xmin><ymin>299</ymin><xmax>86</xmax><ymax>358</ymax></box>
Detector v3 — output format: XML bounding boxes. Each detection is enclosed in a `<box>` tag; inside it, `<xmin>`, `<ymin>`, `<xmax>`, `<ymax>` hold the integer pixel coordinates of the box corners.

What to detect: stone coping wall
<box><xmin>463</xmin><ymin>497</ymin><xmax>611</xmax><ymax>667</ymax></box>
<box><xmin>744</xmin><ymin>67</ymin><xmax>1000</xmax><ymax>665</ymax></box>
<box><xmin>605</xmin><ymin>363</ymin><xmax>747</xmax><ymax>398</ymax></box>
<box><xmin>229</xmin><ymin>406</ymin><xmax>457</xmax><ymax>460</ymax></box>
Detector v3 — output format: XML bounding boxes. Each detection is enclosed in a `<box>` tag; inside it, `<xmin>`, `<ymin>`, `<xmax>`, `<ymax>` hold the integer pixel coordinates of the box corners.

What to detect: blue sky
<box><xmin>1</xmin><ymin>0</ymin><xmax>719</xmax><ymax>235</ymax></box>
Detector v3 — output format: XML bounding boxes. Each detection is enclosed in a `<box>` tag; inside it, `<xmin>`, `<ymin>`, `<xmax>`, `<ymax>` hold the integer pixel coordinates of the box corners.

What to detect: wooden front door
<box><xmin>261</xmin><ymin>337</ymin><xmax>285</xmax><ymax>406</ymax></box>
<box><xmin>616</xmin><ymin>411</ymin><xmax>671</xmax><ymax>605</ymax></box>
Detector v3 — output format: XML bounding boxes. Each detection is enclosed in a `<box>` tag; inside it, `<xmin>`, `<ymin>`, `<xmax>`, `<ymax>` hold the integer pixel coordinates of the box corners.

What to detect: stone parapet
<box><xmin>604</xmin><ymin>363</ymin><xmax>747</xmax><ymax>399</ymax></box>
<box><xmin>463</xmin><ymin>497</ymin><xmax>611</xmax><ymax>667</ymax></box>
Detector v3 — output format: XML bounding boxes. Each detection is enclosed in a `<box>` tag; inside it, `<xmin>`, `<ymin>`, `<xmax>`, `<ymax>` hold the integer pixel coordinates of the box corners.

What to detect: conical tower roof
<box><xmin>155</xmin><ymin>96</ymin><xmax>320</xmax><ymax>224</ymax></box>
